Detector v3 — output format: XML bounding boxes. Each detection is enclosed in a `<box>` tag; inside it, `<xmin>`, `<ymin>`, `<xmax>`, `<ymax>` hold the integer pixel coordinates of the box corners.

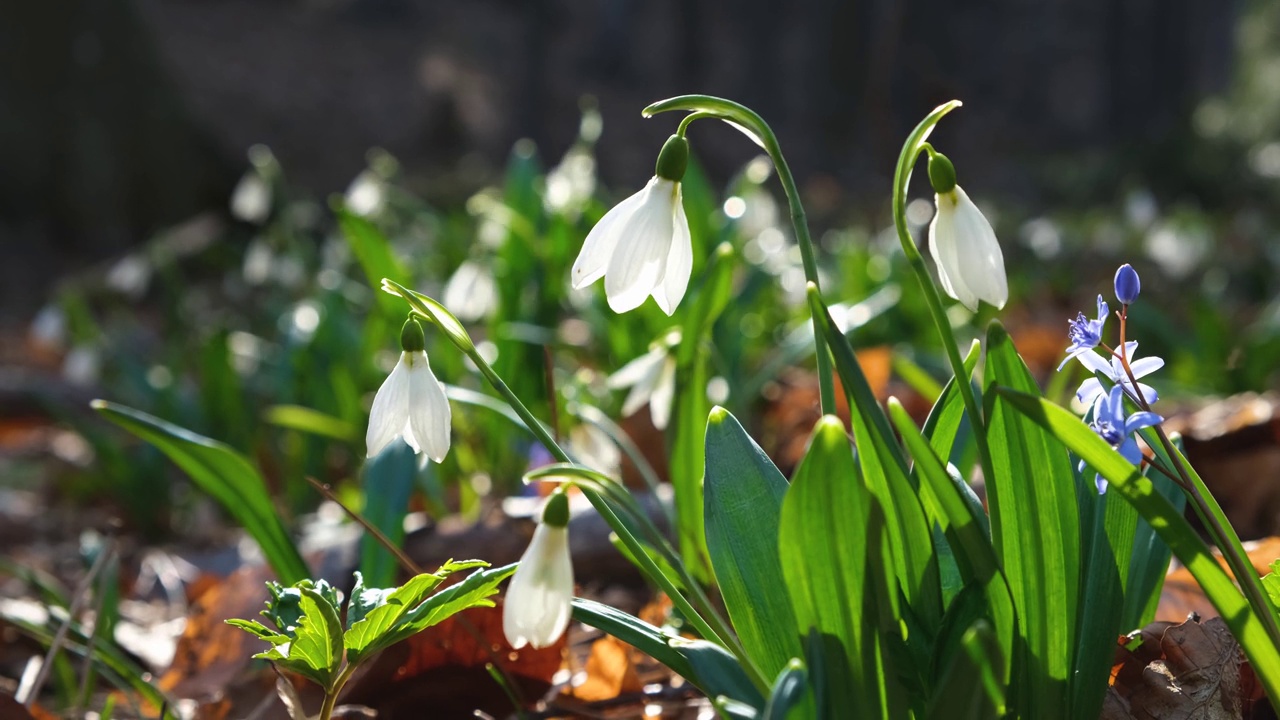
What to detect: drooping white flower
<box><xmin>925</xmin><ymin>152</ymin><xmax>1008</xmax><ymax>312</ymax></box>
<box><xmin>442</xmin><ymin>259</ymin><xmax>498</xmax><ymax>323</ymax></box>
<box><xmin>607</xmin><ymin>331</ymin><xmax>679</xmax><ymax>430</ymax></box>
<box><xmin>366</xmin><ymin>319</ymin><xmax>451</xmax><ymax>461</ymax></box>
<box><xmin>571</xmin><ymin>135</ymin><xmax>693</xmax><ymax>316</ymax></box>
<box><xmin>503</xmin><ymin>491</ymin><xmax>573</xmax><ymax>650</ymax></box>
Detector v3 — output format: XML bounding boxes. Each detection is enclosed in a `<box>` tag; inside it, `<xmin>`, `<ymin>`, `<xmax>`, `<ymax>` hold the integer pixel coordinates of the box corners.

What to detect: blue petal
<box><xmin>1095</xmin><ymin>295</ymin><xmax>1109</xmax><ymax>323</ymax></box>
<box><xmin>1124</xmin><ymin>411</ymin><xmax>1163</xmax><ymax>434</ymax></box>
<box><xmin>1118</xmin><ymin>437</ymin><xmax>1143</xmax><ymax>466</ymax></box>
<box><xmin>1095</xmin><ymin>474</ymin><xmax>1109</xmax><ymax>495</ymax></box>
<box><xmin>1075</xmin><ymin>377</ymin><xmax>1104</xmax><ymax>405</ymax></box>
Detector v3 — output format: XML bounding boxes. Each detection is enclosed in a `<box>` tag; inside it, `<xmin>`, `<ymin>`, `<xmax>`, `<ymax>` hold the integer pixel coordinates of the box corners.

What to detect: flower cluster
<box><xmin>1058</xmin><ymin>263</ymin><xmax>1164</xmax><ymax>492</ymax></box>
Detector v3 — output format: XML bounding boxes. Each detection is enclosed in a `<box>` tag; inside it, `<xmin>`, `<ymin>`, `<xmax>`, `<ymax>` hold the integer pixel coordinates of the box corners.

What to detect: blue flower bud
<box><xmin>1114</xmin><ymin>264</ymin><xmax>1140</xmax><ymax>305</ymax></box>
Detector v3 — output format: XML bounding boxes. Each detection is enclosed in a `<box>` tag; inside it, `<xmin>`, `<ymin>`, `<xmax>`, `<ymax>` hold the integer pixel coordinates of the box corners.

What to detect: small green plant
<box><xmin>226</xmin><ymin>562</ymin><xmax>514</xmax><ymax>720</ymax></box>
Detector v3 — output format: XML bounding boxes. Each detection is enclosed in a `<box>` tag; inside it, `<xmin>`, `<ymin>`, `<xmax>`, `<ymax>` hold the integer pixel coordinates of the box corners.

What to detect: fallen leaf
<box><xmin>1104</xmin><ymin>615</ymin><xmax>1250</xmax><ymax>719</ymax></box>
<box><xmin>571</xmin><ymin>635</ymin><xmax>641</xmax><ymax>702</ymax></box>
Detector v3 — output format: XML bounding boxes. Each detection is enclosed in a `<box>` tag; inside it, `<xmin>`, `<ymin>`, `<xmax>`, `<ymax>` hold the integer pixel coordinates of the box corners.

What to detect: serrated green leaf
<box><xmin>703</xmin><ymin>407</ymin><xmax>801</xmax><ymax>678</ymax></box>
<box><xmin>225</xmin><ymin>619</ymin><xmax>289</xmax><ymax>644</ymax></box>
<box><xmin>92</xmin><ymin>401</ymin><xmax>309</xmax><ymax>585</ymax></box>
<box><xmin>343</xmin><ymin>562</ymin><xmax>485</xmax><ymax>660</ymax></box>
<box><xmin>1264</xmin><ymin>561</ymin><xmax>1280</xmax><ymax>608</ymax></box>
<box><xmin>982</xmin><ymin>323</ymin><xmax>1078</xmax><ymax>720</ymax></box>
<box><xmin>348</xmin><ymin>563</ymin><xmax>514</xmax><ymax>663</ymax></box>
<box><xmin>287</xmin><ymin>588</ymin><xmax>344</xmax><ymax>688</ymax></box>
<box><xmin>779</xmin><ymin>415</ymin><xmax>900</xmax><ymax>719</ymax></box>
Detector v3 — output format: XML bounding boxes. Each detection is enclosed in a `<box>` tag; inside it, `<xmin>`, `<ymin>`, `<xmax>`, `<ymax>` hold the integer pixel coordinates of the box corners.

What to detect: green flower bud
<box><xmin>654</xmin><ymin>134</ymin><xmax>689</xmax><ymax>182</ymax></box>
<box><xmin>399</xmin><ymin>317</ymin><xmax>426</xmax><ymax>353</ymax></box>
<box><xmin>927</xmin><ymin>152</ymin><xmax>957</xmax><ymax>194</ymax></box>
<box><xmin>541</xmin><ymin>489</ymin><xmax>570</xmax><ymax>528</ymax></box>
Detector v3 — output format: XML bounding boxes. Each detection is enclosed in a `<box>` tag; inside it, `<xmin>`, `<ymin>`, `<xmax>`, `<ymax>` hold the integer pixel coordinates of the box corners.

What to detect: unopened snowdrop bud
<box><xmin>926</xmin><ymin>152</ymin><xmax>1008</xmax><ymax>312</ymax></box>
<box><xmin>503</xmin><ymin>490</ymin><xmax>574</xmax><ymax>650</ymax></box>
<box><xmin>570</xmin><ymin>135</ymin><xmax>693</xmax><ymax>316</ymax></box>
<box><xmin>1114</xmin><ymin>264</ymin><xmax>1140</xmax><ymax>305</ymax></box>
<box><xmin>365</xmin><ymin>318</ymin><xmax>451</xmax><ymax>461</ymax></box>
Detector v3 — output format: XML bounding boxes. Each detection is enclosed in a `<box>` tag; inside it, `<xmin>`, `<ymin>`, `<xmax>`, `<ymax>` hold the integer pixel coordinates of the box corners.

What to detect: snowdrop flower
<box><xmin>503</xmin><ymin>490</ymin><xmax>573</xmax><ymax>650</ymax></box>
<box><xmin>442</xmin><ymin>259</ymin><xmax>498</xmax><ymax>323</ymax></box>
<box><xmin>1073</xmin><ymin>341</ymin><xmax>1163</xmax><ymax>407</ymax></box>
<box><xmin>926</xmin><ymin>152</ymin><xmax>1008</xmax><ymax>312</ymax></box>
<box><xmin>571</xmin><ymin>135</ymin><xmax>692</xmax><ymax>315</ymax></box>
<box><xmin>366</xmin><ymin>318</ymin><xmax>451</xmax><ymax>461</ymax></box>
<box><xmin>230</xmin><ymin>171</ymin><xmax>271</xmax><ymax>225</ymax></box>
<box><xmin>607</xmin><ymin>331</ymin><xmax>679</xmax><ymax>430</ymax></box>
<box><xmin>1058</xmin><ymin>295</ymin><xmax>1109</xmax><ymax>371</ymax></box>
<box><xmin>1084</xmin><ymin>385</ymin><xmax>1163</xmax><ymax>494</ymax></box>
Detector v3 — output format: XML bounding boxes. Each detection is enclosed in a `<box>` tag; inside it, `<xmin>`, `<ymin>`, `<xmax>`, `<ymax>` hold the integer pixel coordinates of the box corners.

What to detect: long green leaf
<box><xmin>761</xmin><ymin>660</ymin><xmax>810</xmax><ymax>720</ymax></box>
<box><xmin>704</xmin><ymin>407</ymin><xmax>801</xmax><ymax>677</ymax></box>
<box><xmin>995</xmin><ymin>387</ymin><xmax>1280</xmax><ymax>706</ymax></box>
<box><xmin>335</xmin><ymin>206</ymin><xmax>406</xmax><ymax>316</ymax></box>
<box><xmin>1121</xmin><ymin>435</ymin><xmax>1185</xmax><ymax>629</ymax></box>
<box><xmin>982</xmin><ymin>323</ymin><xmax>1078</xmax><ymax>720</ymax></box>
<box><xmin>779</xmin><ymin>416</ymin><xmax>900</xmax><ymax>719</ymax></box>
<box><xmin>888</xmin><ymin>399</ymin><xmax>1013</xmax><ymax>684</ymax></box>
<box><xmin>810</xmin><ymin>290</ymin><xmax>942</xmax><ymax>631</ymax></box>
<box><xmin>926</xmin><ymin>620</ymin><xmax>1005</xmax><ymax>720</ymax></box>
<box><xmin>92</xmin><ymin>401</ymin><xmax>309</xmax><ymax>584</ymax></box>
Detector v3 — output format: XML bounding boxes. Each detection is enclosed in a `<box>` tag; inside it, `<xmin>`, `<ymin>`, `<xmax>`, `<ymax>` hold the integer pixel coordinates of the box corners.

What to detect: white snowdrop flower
<box><xmin>568</xmin><ymin>423</ymin><xmax>620</xmax><ymax>478</ymax></box>
<box><xmin>230</xmin><ymin>172</ymin><xmax>271</xmax><ymax>224</ymax></box>
<box><xmin>503</xmin><ymin>490</ymin><xmax>573</xmax><ymax>650</ymax></box>
<box><xmin>571</xmin><ymin>135</ymin><xmax>693</xmax><ymax>316</ymax></box>
<box><xmin>607</xmin><ymin>330</ymin><xmax>679</xmax><ymax>430</ymax></box>
<box><xmin>926</xmin><ymin>152</ymin><xmax>1008</xmax><ymax>312</ymax></box>
<box><xmin>366</xmin><ymin>318</ymin><xmax>451</xmax><ymax>461</ymax></box>
<box><xmin>442</xmin><ymin>259</ymin><xmax>498</xmax><ymax>323</ymax></box>
<box><xmin>345</xmin><ymin>170</ymin><xmax>385</xmax><ymax>217</ymax></box>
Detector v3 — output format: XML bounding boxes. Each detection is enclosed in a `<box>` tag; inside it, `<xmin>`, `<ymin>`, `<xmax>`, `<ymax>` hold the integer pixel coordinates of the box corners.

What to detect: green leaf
<box><xmin>982</xmin><ymin>323</ymin><xmax>1079</xmax><ymax>720</ymax></box>
<box><xmin>1264</xmin><ymin>561</ymin><xmax>1280</xmax><ymax>608</ymax></box>
<box><xmin>92</xmin><ymin>401</ymin><xmax>309</xmax><ymax>585</ymax></box>
<box><xmin>225</xmin><ymin>619</ymin><xmax>288</xmax><ymax>643</ymax></box>
<box><xmin>887</xmin><ymin>399</ymin><xmax>1013</xmax><ymax>684</ymax></box>
<box><xmin>359</xmin><ymin>443</ymin><xmax>417</xmax><ymax>588</ymax></box>
<box><xmin>343</xmin><ymin>561</ymin><xmax>488</xmax><ymax>663</ymax></box>
<box><xmin>810</xmin><ymin>291</ymin><xmax>942</xmax><ymax>631</ymax></box>
<box><xmin>283</xmin><ymin>587</ymin><xmax>344</xmax><ymax>689</ymax></box>
<box><xmin>263</xmin><ymin>405</ymin><xmax>358</xmax><ymax>442</ymax></box>
<box><xmin>703</xmin><ymin>407</ymin><xmax>801</xmax><ymax>677</ymax></box>
<box><xmin>381</xmin><ymin>279</ymin><xmax>476</xmax><ymax>355</ymax></box>
<box><xmin>334</xmin><ymin>206</ymin><xmax>406</xmax><ymax>316</ymax></box>
<box><xmin>761</xmin><ymin>659</ymin><xmax>810</xmax><ymax>720</ymax></box>
<box><xmin>779</xmin><ymin>416</ymin><xmax>901</xmax><ymax>719</ymax></box>
<box><xmin>926</xmin><ymin>620</ymin><xmax>1005</xmax><ymax>720</ymax></box>
<box><xmin>922</xmin><ymin>340</ymin><xmax>981</xmax><ymax>470</ymax></box>
<box><xmin>571</xmin><ymin>598</ymin><xmax>763</xmax><ymax>708</ymax></box>
<box><xmin>355</xmin><ymin>563</ymin><xmax>515</xmax><ymax>661</ymax></box>
<box><xmin>994</xmin><ymin>386</ymin><xmax>1280</xmax><ymax>706</ymax></box>
<box><xmin>1120</xmin><ymin>438</ymin><xmax>1185</xmax><ymax>630</ymax></box>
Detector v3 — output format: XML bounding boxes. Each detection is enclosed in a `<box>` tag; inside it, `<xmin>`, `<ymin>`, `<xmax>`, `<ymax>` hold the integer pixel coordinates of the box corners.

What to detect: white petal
<box><xmin>406</xmin><ymin>352</ymin><xmax>452</xmax><ymax>462</ymax></box>
<box><xmin>929</xmin><ymin>194</ymin><xmax>979</xmax><ymax>311</ymax></box>
<box><xmin>606</xmin><ymin>348</ymin><xmax>666</xmax><ymax>390</ymax></box>
<box><xmin>604</xmin><ymin>179</ymin><xmax>677</xmax><ymax>313</ymax></box>
<box><xmin>366</xmin><ymin>354</ymin><xmax>412</xmax><ymax>457</ymax></box>
<box><xmin>648</xmin><ymin>357</ymin><xmax>677</xmax><ymax>430</ymax></box>
<box><xmin>571</xmin><ymin>184</ymin><xmax>650</xmax><ymax>289</ymax></box>
<box><xmin>502</xmin><ymin>523</ymin><xmax>574</xmax><ymax>650</ymax></box>
<box><xmin>950</xmin><ymin>187</ymin><xmax>1007</xmax><ymax>309</ymax></box>
<box><xmin>653</xmin><ymin>187</ymin><xmax>693</xmax><ymax>316</ymax></box>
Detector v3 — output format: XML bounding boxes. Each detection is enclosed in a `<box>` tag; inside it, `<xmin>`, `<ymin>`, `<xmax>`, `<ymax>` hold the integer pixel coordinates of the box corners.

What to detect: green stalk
<box><xmin>644</xmin><ymin>95</ymin><xmax>836</xmax><ymax>415</ymax></box>
<box><xmin>889</xmin><ymin>101</ymin><xmax>996</xmax><ymax>487</ymax></box>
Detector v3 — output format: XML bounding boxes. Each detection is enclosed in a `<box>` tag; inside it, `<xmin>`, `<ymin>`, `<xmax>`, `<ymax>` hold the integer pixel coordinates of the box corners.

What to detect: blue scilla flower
<box><xmin>1074</xmin><ymin>340</ymin><xmax>1163</xmax><ymax>407</ymax></box>
<box><xmin>1114</xmin><ymin>264</ymin><xmax>1141</xmax><ymax>305</ymax></box>
<box><xmin>1083</xmin><ymin>384</ymin><xmax>1163</xmax><ymax>494</ymax></box>
<box><xmin>1057</xmin><ymin>295</ymin><xmax>1109</xmax><ymax>371</ymax></box>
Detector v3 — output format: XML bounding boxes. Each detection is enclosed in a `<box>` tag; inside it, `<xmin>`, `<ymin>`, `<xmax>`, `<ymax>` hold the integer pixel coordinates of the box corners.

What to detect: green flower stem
<box><xmin>644</xmin><ymin>95</ymin><xmax>836</xmax><ymax>415</ymax></box>
<box><xmin>890</xmin><ymin>101</ymin><xmax>996</xmax><ymax>487</ymax></box>
<box><xmin>319</xmin><ymin>663</ymin><xmax>358</xmax><ymax>720</ymax></box>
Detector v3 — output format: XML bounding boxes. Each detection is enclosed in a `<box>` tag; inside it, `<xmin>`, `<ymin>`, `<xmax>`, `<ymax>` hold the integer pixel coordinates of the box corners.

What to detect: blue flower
<box><xmin>1083</xmin><ymin>385</ymin><xmax>1163</xmax><ymax>494</ymax></box>
<box><xmin>1114</xmin><ymin>264</ymin><xmax>1141</xmax><ymax>305</ymax></box>
<box><xmin>1057</xmin><ymin>295</ymin><xmax>1109</xmax><ymax>371</ymax></box>
<box><xmin>1074</xmin><ymin>340</ymin><xmax>1163</xmax><ymax>407</ymax></box>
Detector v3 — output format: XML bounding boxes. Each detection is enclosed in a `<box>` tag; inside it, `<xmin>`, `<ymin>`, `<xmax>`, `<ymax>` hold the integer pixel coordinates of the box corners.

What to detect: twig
<box><xmin>23</xmin><ymin>539</ymin><xmax>115</xmax><ymax>709</ymax></box>
<box><xmin>305</xmin><ymin>477</ymin><xmax>424</xmax><ymax>576</ymax></box>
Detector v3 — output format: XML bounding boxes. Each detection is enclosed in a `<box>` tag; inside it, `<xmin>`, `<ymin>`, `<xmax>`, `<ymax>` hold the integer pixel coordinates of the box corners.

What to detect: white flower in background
<box><xmin>230</xmin><ymin>172</ymin><xmax>271</xmax><ymax>224</ymax></box>
<box><xmin>442</xmin><ymin>259</ymin><xmax>498</xmax><ymax>323</ymax></box>
<box><xmin>571</xmin><ymin>135</ymin><xmax>692</xmax><ymax>315</ymax></box>
<box><xmin>568</xmin><ymin>423</ymin><xmax>621</xmax><ymax>478</ymax></box>
<box><xmin>926</xmin><ymin>152</ymin><xmax>1008</xmax><ymax>312</ymax></box>
<box><xmin>544</xmin><ymin>145</ymin><xmax>597</xmax><ymax>216</ymax></box>
<box><xmin>366</xmin><ymin>318</ymin><xmax>451</xmax><ymax>461</ymax></box>
<box><xmin>345</xmin><ymin>170</ymin><xmax>385</xmax><ymax>217</ymax></box>
<box><xmin>503</xmin><ymin>491</ymin><xmax>573</xmax><ymax>650</ymax></box>
<box><xmin>607</xmin><ymin>331</ymin><xmax>679</xmax><ymax>430</ymax></box>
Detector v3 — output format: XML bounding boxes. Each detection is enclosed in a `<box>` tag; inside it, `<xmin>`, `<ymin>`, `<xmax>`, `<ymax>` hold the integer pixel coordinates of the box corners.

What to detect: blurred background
<box><xmin>4</xmin><ymin>0</ymin><xmax>1280</xmax><ymax>545</ymax></box>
